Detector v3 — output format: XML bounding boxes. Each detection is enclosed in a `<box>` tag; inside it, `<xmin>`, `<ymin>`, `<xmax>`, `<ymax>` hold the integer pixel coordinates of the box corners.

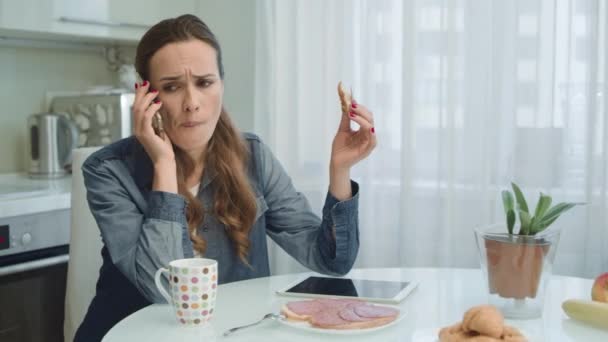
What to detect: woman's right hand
<box><xmin>133</xmin><ymin>81</ymin><xmax>174</xmax><ymax>165</ymax></box>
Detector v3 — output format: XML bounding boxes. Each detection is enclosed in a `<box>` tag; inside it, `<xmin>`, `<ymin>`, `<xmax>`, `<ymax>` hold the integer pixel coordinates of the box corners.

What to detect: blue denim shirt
<box><xmin>75</xmin><ymin>133</ymin><xmax>359</xmax><ymax>341</ymax></box>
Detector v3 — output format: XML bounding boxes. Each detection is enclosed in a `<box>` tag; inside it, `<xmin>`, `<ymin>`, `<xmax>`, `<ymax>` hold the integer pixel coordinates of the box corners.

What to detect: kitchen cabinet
<box><xmin>0</xmin><ymin>0</ymin><xmax>200</xmax><ymax>44</ymax></box>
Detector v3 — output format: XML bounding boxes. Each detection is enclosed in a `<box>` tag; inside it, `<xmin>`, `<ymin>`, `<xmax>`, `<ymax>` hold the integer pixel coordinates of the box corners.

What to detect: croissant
<box><xmin>337</xmin><ymin>81</ymin><xmax>352</xmax><ymax>114</ymax></box>
<box><xmin>438</xmin><ymin>305</ymin><xmax>526</xmax><ymax>342</ymax></box>
<box><xmin>461</xmin><ymin>305</ymin><xmax>504</xmax><ymax>338</ymax></box>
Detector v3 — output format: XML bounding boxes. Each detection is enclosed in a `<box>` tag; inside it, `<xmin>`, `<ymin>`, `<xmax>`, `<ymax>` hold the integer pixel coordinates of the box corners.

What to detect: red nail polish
<box><xmin>153</xmin><ymin>99</ymin><xmax>161</xmax><ymax>104</ymax></box>
<box><xmin>135</xmin><ymin>83</ymin><xmax>139</xmax><ymax>89</ymax></box>
<box><xmin>151</xmin><ymin>89</ymin><xmax>158</xmax><ymax>93</ymax></box>
<box><xmin>371</xmin><ymin>127</ymin><xmax>375</xmax><ymax>134</ymax></box>
<box><xmin>352</xmin><ymin>99</ymin><xmax>358</xmax><ymax>106</ymax></box>
<box><xmin>143</xmin><ymin>80</ymin><xmax>148</xmax><ymax>86</ymax></box>
<box><xmin>349</xmin><ymin>113</ymin><xmax>355</xmax><ymax>118</ymax></box>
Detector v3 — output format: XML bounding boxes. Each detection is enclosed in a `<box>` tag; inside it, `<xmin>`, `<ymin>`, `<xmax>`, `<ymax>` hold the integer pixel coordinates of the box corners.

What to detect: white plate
<box><xmin>276</xmin><ymin>305</ymin><xmax>405</xmax><ymax>335</ymax></box>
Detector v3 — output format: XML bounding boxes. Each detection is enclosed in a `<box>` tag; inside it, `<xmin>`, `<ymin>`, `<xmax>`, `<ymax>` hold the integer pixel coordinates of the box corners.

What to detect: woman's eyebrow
<box><xmin>159</xmin><ymin>73</ymin><xmax>215</xmax><ymax>81</ymax></box>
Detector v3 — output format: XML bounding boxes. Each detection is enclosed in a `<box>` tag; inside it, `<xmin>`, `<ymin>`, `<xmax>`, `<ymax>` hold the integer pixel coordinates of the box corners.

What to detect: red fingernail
<box><xmin>153</xmin><ymin>99</ymin><xmax>161</xmax><ymax>104</ymax></box>
<box><xmin>349</xmin><ymin>110</ymin><xmax>356</xmax><ymax>116</ymax></box>
<box><xmin>143</xmin><ymin>80</ymin><xmax>148</xmax><ymax>86</ymax></box>
<box><xmin>135</xmin><ymin>83</ymin><xmax>139</xmax><ymax>89</ymax></box>
<box><xmin>349</xmin><ymin>113</ymin><xmax>355</xmax><ymax>118</ymax></box>
<box><xmin>151</xmin><ymin>89</ymin><xmax>158</xmax><ymax>93</ymax></box>
<box><xmin>352</xmin><ymin>99</ymin><xmax>358</xmax><ymax>106</ymax></box>
<box><xmin>371</xmin><ymin>127</ymin><xmax>375</xmax><ymax>134</ymax></box>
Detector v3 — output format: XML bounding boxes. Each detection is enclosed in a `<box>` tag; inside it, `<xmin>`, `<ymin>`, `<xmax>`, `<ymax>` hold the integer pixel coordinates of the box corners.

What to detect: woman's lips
<box><xmin>181</xmin><ymin>121</ymin><xmax>203</xmax><ymax>128</ymax></box>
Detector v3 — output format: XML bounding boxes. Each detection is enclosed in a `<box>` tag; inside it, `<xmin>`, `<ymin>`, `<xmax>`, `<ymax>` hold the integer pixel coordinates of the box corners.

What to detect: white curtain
<box><xmin>254</xmin><ymin>0</ymin><xmax>608</xmax><ymax>278</ymax></box>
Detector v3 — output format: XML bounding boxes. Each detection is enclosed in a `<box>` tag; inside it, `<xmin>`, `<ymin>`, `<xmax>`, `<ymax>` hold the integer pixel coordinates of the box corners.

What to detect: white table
<box><xmin>102</xmin><ymin>268</ymin><xmax>608</xmax><ymax>342</ymax></box>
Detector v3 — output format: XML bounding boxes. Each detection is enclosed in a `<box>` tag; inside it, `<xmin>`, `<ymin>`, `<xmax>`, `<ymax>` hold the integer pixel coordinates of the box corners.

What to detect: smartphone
<box><xmin>152</xmin><ymin>112</ymin><xmax>164</xmax><ymax>137</ymax></box>
<box><xmin>136</xmin><ymin>73</ymin><xmax>165</xmax><ymax>138</ymax></box>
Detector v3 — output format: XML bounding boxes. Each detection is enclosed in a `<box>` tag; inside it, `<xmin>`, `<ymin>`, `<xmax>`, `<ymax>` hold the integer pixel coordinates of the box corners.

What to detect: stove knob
<box><xmin>21</xmin><ymin>233</ymin><xmax>32</xmax><ymax>245</ymax></box>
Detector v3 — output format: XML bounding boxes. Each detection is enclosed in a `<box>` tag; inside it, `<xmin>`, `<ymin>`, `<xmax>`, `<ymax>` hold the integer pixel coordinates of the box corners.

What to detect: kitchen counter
<box><xmin>0</xmin><ymin>173</ymin><xmax>71</xmax><ymax>218</ymax></box>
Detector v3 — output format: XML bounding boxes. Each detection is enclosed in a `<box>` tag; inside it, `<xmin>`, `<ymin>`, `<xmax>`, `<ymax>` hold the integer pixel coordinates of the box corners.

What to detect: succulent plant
<box><xmin>501</xmin><ymin>182</ymin><xmax>580</xmax><ymax>235</ymax></box>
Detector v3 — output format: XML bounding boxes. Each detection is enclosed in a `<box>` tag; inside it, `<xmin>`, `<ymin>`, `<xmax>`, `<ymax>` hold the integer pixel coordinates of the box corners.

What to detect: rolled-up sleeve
<box><xmin>82</xmin><ymin>159</ymin><xmax>193</xmax><ymax>303</ymax></box>
<box><xmin>257</xmin><ymin>141</ymin><xmax>360</xmax><ymax>276</ymax></box>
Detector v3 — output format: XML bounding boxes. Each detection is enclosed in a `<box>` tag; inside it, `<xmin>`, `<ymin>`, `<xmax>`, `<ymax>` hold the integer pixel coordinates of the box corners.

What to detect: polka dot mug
<box><xmin>154</xmin><ymin>258</ymin><xmax>218</xmax><ymax>326</ymax></box>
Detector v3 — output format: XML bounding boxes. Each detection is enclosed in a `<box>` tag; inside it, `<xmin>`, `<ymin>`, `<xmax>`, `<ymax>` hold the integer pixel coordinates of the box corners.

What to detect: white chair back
<box><xmin>63</xmin><ymin>147</ymin><xmax>102</xmax><ymax>342</ymax></box>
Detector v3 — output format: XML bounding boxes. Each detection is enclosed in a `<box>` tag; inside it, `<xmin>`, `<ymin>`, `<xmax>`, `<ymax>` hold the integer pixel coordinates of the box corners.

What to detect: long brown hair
<box><xmin>135</xmin><ymin>14</ymin><xmax>257</xmax><ymax>265</ymax></box>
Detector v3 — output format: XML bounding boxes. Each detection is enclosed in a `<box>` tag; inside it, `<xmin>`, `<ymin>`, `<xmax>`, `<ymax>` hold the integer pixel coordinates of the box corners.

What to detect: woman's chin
<box><xmin>169</xmin><ymin>126</ymin><xmax>214</xmax><ymax>151</ymax></box>
<box><xmin>172</xmin><ymin>138</ymin><xmax>210</xmax><ymax>153</ymax></box>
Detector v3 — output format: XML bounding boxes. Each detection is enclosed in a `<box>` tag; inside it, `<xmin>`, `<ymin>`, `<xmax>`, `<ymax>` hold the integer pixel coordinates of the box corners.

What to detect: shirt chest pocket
<box><xmin>255</xmin><ymin>196</ymin><xmax>269</xmax><ymax>222</ymax></box>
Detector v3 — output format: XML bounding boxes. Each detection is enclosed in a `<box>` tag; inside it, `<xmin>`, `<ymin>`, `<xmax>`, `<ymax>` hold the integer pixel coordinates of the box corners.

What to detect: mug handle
<box><xmin>154</xmin><ymin>267</ymin><xmax>172</xmax><ymax>304</ymax></box>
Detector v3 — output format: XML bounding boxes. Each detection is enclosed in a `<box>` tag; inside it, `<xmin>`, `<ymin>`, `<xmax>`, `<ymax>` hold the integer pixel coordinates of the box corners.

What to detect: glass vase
<box><xmin>474</xmin><ymin>223</ymin><xmax>561</xmax><ymax>319</ymax></box>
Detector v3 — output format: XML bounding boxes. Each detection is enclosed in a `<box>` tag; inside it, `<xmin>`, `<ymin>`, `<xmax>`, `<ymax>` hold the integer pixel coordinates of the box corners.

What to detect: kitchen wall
<box><xmin>0</xmin><ymin>45</ymin><xmax>118</xmax><ymax>173</ymax></box>
<box><xmin>0</xmin><ymin>0</ymin><xmax>256</xmax><ymax>173</ymax></box>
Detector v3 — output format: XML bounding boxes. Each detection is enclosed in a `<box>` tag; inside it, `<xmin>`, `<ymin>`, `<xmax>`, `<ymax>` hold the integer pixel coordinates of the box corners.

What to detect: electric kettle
<box><xmin>28</xmin><ymin>113</ymin><xmax>79</xmax><ymax>178</ymax></box>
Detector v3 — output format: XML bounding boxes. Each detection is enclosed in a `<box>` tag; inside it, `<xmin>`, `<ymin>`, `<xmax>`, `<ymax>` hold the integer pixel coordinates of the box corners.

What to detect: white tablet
<box><xmin>276</xmin><ymin>276</ymin><xmax>418</xmax><ymax>304</ymax></box>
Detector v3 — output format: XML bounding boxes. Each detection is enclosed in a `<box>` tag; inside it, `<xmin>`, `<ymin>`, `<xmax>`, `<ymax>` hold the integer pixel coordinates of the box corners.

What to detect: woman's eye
<box><xmin>198</xmin><ymin>80</ymin><xmax>213</xmax><ymax>88</ymax></box>
<box><xmin>163</xmin><ymin>85</ymin><xmax>178</xmax><ymax>92</ymax></box>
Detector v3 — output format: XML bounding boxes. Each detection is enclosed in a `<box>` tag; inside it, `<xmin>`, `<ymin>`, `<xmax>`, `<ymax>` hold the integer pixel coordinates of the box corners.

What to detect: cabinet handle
<box><xmin>58</xmin><ymin>16</ymin><xmax>149</xmax><ymax>29</ymax></box>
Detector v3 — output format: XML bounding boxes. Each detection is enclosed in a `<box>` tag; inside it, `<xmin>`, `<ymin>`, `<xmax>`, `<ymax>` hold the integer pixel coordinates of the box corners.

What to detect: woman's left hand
<box><xmin>330</xmin><ymin>98</ymin><xmax>377</xmax><ymax>171</ymax></box>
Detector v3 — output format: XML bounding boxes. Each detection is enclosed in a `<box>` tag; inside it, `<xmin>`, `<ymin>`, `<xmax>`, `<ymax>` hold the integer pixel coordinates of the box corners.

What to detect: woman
<box><xmin>75</xmin><ymin>14</ymin><xmax>376</xmax><ymax>341</ymax></box>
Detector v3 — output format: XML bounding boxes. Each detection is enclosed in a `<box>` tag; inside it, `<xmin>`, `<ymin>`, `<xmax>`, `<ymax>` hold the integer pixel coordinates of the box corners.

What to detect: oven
<box><xmin>0</xmin><ymin>207</ymin><xmax>71</xmax><ymax>342</ymax></box>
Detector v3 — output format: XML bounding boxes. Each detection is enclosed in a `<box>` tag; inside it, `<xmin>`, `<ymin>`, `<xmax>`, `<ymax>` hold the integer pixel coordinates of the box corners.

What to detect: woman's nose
<box><xmin>184</xmin><ymin>102</ymin><xmax>200</xmax><ymax>112</ymax></box>
<box><xmin>183</xmin><ymin>86</ymin><xmax>200</xmax><ymax>112</ymax></box>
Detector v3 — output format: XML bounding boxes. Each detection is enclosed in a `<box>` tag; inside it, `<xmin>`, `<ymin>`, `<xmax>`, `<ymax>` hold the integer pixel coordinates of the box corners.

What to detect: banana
<box><xmin>562</xmin><ymin>299</ymin><xmax>608</xmax><ymax>330</ymax></box>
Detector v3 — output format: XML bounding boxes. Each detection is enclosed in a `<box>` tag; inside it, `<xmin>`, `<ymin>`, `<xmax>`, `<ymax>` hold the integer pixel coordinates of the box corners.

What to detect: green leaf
<box><xmin>535</xmin><ymin>215</ymin><xmax>559</xmax><ymax>232</ymax></box>
<box><xmin>529</xmin><ymin>193</ymin><xmax>552</xmax><ymax>234</ymax></box>
<box><xmin>511</xmin><ymin>182</ymin><xmax>529</xmax><ymax>213</ymax></box>
<box><xmin>506</xmin><ymin>209</ymin><xmax>515</xmax><ymax>234</ymax></box>
<box><xmin>502</xmin><ymin>191</ymin><xmax>515</xmax><ymax>234</ymax></box>
<box><xmin>519</xmin><ymin>210</ymin><xmax>532</xmax><ymax>235</ymax></box>
<box><xmin>537</xmin><ymin>202</ymin><xmax>578</xmax><ymax>228</ymax></box>
<box><xmin>529</xmin><ymin>216</ymin><xmax>538</xmax><ymax>234</ymax></box>
<box><xmin>502</xmin><ymin>191</ymin><xmax>514</xmax><ymax>213</ymax></box>
<box><xmin>534</xmin><ymin>193</ymin><xmax>552</xmax><ymax>220</ymax></box>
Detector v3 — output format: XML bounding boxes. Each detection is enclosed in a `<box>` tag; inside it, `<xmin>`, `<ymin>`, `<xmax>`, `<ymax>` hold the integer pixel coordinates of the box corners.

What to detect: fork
<box><xmin>222</xmin><ymin>313</ymin><xmax>284</xmax><ymax>337</ymax></box>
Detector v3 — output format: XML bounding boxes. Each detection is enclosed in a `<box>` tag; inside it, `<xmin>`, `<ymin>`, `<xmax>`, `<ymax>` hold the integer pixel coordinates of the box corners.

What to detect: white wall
<box><xmin>0</xmin><ymin>45</ymin><xmax>117</xmax><ymax>173</ymax></box>
<box><xmin>198</xmin><ymin>0</ymin><xmax>256</xmax><ymax>133</ymax></box>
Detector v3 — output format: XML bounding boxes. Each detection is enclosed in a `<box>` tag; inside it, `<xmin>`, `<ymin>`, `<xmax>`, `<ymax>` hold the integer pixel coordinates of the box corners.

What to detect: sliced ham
<box><xmin>286</xmin><ymin>300</ymin><xmax>325</xmax><ymax>316</ymax></box>
<box><xmin>338</xmin><ymin>304</ymin><xmax>376</xmax><ymax>322</ymax></box>
<box><xmin>281</xmin><ymin>298</ymin><xmax>400</xmax><ymax>330</ymax></box>
<box><xmin>316</xmin><ymin>298</ymin><xmax>363</xmax><ymax>307</ymax></box>
<box><xmin>310</xmin><ymin>307</ymin><xmax>350</xmax><ymax>328</ymax></box>
<box><xmin>286</xmin><ymin>298</ymin><xmax>362</xmax><ymax>316</ymax></box>
<box><xmin>353</xmin><ymin>304</ymin><xmax>399</xmax><ymax>318</ymax></box>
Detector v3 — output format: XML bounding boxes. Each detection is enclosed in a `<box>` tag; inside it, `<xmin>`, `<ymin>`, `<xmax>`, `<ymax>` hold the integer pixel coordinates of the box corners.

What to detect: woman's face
<box><xmin>148</xmin><ymin>39</ymin><xmax>224</xmax><ymax>154</ymax></box>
